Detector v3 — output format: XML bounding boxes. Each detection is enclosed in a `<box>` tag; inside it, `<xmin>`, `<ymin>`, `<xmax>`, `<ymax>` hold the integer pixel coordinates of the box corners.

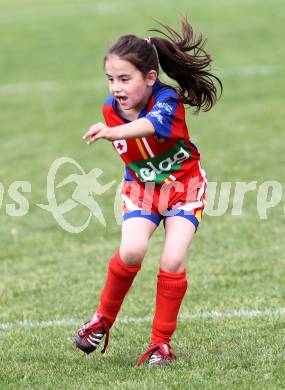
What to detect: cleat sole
<box><xmin>74</xmin><ymin>335</ymin><xmax>96</xmax><ymax>355</ymax></box>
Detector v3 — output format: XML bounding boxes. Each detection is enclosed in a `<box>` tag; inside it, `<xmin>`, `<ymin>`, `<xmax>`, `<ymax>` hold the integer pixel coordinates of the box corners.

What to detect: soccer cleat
<box><xmin>74</xmin><ymin>312</ymin><xmax>111</xmax><ymax>355</ymax></box>
<box><xmin>137</xmin><ymin>342</ymin><xmax>176</xmax><ymax>367</ymax></box>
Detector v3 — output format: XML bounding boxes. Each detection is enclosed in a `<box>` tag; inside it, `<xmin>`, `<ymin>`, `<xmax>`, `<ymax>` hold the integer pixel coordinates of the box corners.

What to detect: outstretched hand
<box><xmin>83</xmin><ymin>117</ymin><xmax>155</xmax><ymax>144</ymax></box>
<box><xmin>83</xmin><ymin>122</ymin><xmax>115</xmax><ymax>144</ymax></box>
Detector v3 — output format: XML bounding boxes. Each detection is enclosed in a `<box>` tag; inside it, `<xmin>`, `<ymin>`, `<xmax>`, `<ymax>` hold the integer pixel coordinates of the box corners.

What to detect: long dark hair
<box><xmin>105</xmin><ymin>17</ymin><xmax>222</xmax><ymax>112</ymax></box>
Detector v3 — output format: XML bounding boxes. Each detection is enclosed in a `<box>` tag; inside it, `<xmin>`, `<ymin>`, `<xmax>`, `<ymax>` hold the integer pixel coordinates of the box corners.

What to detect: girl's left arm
<box><xmin>83</xmin><ymin>118</ymin><xmax>155</xmax><ymax>144</ymax></box>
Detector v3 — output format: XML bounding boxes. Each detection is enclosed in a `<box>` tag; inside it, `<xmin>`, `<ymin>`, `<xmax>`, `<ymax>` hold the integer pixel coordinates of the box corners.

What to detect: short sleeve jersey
<box><xmin>102</xmin><ymin>79</ymin><xmax>201</xmax><ymax>185</ymax></box>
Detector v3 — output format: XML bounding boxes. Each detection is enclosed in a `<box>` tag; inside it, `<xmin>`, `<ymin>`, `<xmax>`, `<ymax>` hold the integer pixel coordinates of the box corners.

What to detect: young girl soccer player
<box><xmin>75</xmin><ymin>17</ymin><xmax>222</xmax><ymax>367</ymax></box>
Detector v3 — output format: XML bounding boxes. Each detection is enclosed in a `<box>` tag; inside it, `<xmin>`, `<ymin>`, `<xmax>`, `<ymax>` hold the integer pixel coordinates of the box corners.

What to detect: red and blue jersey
<box><xmin>102</xmin><ymin>79</ymin><xmax>201</xmax><ymax>185</ymax></box>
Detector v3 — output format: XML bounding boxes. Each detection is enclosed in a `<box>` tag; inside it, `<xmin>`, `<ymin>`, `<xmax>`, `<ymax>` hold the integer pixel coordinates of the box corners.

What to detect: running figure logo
<box><xmin>37</xmin><ymin>157</ymin><xmax>116</xmax><ymax>233</ymax></box>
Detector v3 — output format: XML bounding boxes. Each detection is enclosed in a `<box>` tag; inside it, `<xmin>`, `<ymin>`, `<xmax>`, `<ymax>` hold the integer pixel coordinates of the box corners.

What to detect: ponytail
<box><xmin>150</xmin><ymin>17</ymin><xmax>222</xmax><ymax>112</ymax></box>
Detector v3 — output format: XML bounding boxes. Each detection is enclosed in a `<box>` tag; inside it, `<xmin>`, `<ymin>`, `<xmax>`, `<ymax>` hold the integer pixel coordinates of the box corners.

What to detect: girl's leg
<box><xmin>119</xmin><ymin>217</ymin><xmax>158</xmax><ymax>265</ymax></box>
<box><xmin>96</xmin><ymin>217</ymin><xmax>158</xmax><ymax>323</ymax></box>
<box><xmin>151</xmin><ymin>216</ymin><xmax>196</xmax><ymax>344</ymax></box>
<box><xmin>160</xmin><ymin>216</ymin><xmax>196</xmax><ymax>272</ymax></box>
<box><xmin>75</xmin><ymin>217</ymin><xmax>158</xmax><ymax>355</ymax></box>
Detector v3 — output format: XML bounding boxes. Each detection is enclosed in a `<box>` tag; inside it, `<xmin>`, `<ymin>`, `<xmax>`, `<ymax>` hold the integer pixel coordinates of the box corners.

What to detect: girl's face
<box><xmin>105</xmin><ymin>55</ymin><xmax>157</xmax><ymax>113</ymax></box>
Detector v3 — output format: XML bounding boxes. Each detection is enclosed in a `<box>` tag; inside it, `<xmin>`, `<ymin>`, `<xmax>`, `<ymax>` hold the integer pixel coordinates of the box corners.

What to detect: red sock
<box><xmin>151</xmin><ymin>268</ymin><xmax>188</xmax><ymax>344</ymax></box>
<box><xmin>96</xmin><ymin>251</ymin><xmax>141</xmax><ymax>324</ymax></box>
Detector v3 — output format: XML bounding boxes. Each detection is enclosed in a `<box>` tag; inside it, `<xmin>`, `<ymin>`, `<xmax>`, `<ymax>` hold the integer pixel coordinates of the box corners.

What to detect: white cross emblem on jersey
<box><xmin>114</xmin><ymin>140</ymin><xmax>127</xmax><ymax>155</ymax></box>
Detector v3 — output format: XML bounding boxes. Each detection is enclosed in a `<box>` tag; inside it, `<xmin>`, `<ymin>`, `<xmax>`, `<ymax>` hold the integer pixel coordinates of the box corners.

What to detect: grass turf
<box><xmin>0</xmin><ymin>0</ymin><xmax>285</xmax><ymax>388</ymax></box>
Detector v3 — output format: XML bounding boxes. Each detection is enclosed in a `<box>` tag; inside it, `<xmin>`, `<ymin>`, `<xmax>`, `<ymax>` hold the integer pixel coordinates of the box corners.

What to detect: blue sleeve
<box><xmin>145</xmin><ymin>87</ymin><xmax>179</xmax><ymax>139</ymax></box>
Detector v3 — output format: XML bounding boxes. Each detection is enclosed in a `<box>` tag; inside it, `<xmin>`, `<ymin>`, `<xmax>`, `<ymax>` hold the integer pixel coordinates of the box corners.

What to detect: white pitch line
<box><xmin>1</xmin><ymin>308</ymin><xmax>284</xmax><ymax>330</ymax></box>
<box><xmin>0</xmin><ymin>65</ymin><xmax>282</xmax><ymax>96</ymax></box>
<box><xmin>209</xmin><ymin>0</ymin><xmax>284</xmax><ymax>5</ymax></box>
<box><xmin>218</xmin><ymin>65</ymin><xmax>283</xmax><ymax>77</ymax></box>
<box><xmin>0</xmin><ymin>80</ymin><xmax>104</xmax><ymax>94</ymax></box>
<box><xmin>0</xmin><ymin>3</ymin><xmax>122</xmax><ymax>24</ymax></box>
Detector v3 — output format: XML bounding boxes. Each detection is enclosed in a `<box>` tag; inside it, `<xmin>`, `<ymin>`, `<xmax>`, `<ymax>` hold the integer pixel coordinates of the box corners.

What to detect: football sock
<box><xmin>151</xmin><ymin>268</ymin><xmax>188</xmax><ymax>344</ymax></box>
<box><xmin>96</xmin><ymin>251</ymin><xmax>141</xmax><ymax>324</ymax></box>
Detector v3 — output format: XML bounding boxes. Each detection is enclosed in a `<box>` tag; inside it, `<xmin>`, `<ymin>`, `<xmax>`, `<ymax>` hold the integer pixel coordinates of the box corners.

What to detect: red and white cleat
<box><xmin>137</xmin><ymin>342</ymin><xmax>176</xmax><ymax>367</ymax></box>
<box><xmin>74</xmin><ymin>312</ymin><xmax>111</xmax><ymax>355</ymax></box>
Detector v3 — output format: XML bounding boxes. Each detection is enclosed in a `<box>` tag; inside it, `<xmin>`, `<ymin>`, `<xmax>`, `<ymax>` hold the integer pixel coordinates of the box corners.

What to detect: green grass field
<box><xmin>1</xmin><ymin>0</ymin><xmax>285</xmax><ymax>388</ymax></box>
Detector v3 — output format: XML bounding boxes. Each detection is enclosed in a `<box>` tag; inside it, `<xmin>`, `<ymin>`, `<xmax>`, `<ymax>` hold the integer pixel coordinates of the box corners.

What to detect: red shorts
<box><xmin>120</xmin><ymin>162</ymin><xmax>207</xmax><ymax>230</ymax></box>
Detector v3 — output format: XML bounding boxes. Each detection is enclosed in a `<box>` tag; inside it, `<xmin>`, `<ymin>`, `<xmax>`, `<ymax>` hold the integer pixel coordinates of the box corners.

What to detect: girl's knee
<box><xmin>160</xmin><ymin>255</ymin><xmax>186</xmax><ymax>273</ymax></box>
<box><xmin>119</xmin><ymin>243</ymin><xmax>148</xmax><ymax>266</ymax></box>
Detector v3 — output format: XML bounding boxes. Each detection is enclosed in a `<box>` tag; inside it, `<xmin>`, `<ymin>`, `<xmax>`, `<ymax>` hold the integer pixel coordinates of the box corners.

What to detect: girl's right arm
<box><xmin>83</xmin><ymin>118</ymin><xmax>155</xmax><ymax>144</ymax></box>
